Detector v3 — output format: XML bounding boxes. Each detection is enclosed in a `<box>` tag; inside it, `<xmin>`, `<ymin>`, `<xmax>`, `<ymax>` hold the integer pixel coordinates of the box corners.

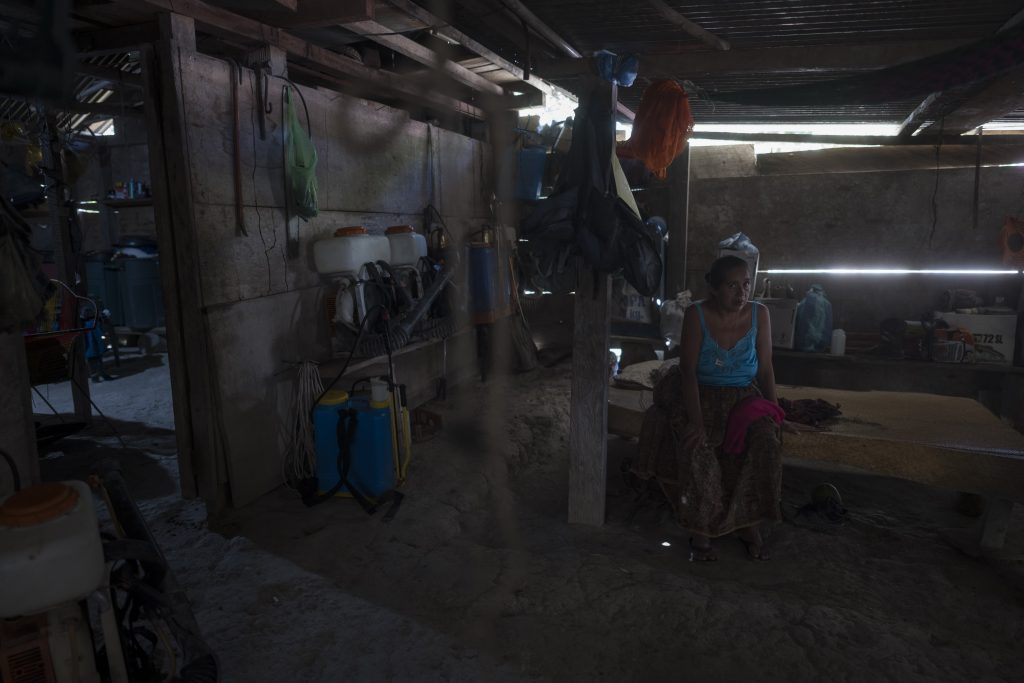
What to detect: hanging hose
<box><xmin>283</xmin><ymin>361</ymin><xmax>324</xmax><ymax>488</ymax></box>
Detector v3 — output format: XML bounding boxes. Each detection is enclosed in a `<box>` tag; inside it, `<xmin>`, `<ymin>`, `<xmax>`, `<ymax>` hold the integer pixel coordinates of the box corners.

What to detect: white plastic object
<box><xmin>0</xmin><ymin>481</ymin><xmax>105</xmax><ymax>617</ymax></box>
<box><xmin>370</xmin><ymin>378</ymin><xmax>390</xmax><ymax>404</ymax></box>
<box><xmin>48</xmin><ymin>601</ymin><xmax>102</xmax><ymax>682</ymax></box>
<box><xmin>386</xmin><ymin>226</ymin><xmax>427</xmax><ymax>267</ymax></box>
<box><xmin>830</xmin><ymin>328</ymin><xmax>846</xmax><ymax>356</ymax></box>
<box><xmin>313</xmin><ymin>227</ymin><xmax>390</xmax><ymax>275</ymax></box>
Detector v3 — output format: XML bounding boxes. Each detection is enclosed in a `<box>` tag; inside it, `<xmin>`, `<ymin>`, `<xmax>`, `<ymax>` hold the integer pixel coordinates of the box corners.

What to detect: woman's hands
<box><xmin>683</xmin><ymin>422</ymin><xmax>708</xmax><ymax>451</ymax></box>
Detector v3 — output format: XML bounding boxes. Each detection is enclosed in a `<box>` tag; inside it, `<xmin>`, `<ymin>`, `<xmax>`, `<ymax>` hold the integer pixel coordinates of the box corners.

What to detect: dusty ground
<box><xmin>35</xmin><ymin>354</ymin><xmax>1024</xmax><ymax>682</ymax></box>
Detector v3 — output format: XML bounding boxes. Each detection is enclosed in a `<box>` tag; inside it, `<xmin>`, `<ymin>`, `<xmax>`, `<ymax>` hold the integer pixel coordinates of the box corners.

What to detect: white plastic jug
<box><xmin>0</xmin><ymin>481</ymin><xmax>105</xmax><ymax>617</ymax></box>
<box><xmin>314</xmin><ymin>227</ymin><xmax>390</xmax><ymax>275</ymax></box>
<box><xmin>830</xmin><ymin>329</ymin><xmax>846</xmax><ymax>356</ymax></box>
<box><xmin>386</xmin><ymin>225</ymin><xmax>427</xmax><ymax>267</ymax></box>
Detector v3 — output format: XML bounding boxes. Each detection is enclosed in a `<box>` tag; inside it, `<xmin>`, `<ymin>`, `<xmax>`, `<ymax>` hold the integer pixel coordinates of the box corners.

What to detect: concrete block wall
<box><xmin>684</xmin><ymin>162</ymin><xmax>1024</xmax><ymax>332</ymax></box>
<box><xmin>177</xmin><ymin>52</ymin><xmax>490</xmax><ymax>506</ymax></box>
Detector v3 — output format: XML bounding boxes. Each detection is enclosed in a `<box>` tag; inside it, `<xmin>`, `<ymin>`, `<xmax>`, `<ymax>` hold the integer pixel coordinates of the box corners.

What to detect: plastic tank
<box><xmin>468</xmin><ymin>241</ymin><xmax>511</xmax><ymax>325</ymax></box>
<box><xmin>0</xmin><ymin>481</ymin><xmax>105</xmax><ymax>617</ymax></box>
<box><xmin>313</xmin><ymin>391</ymin><xmax>395</xmax><ymax>497</ymax></box>
<box><xmin>385</xmin><ymin>225</ymin><xmax>427</xmax><ymax>267</ymax></box>
<box><xmin>314</xmin><ymin>227</ymin><xmax>390</xmax><ymax>275</ymax></box>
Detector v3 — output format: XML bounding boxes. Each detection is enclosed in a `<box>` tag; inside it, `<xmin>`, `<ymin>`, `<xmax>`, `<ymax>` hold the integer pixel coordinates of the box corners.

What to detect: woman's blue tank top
<box><xmin>695</xmin><ymin>302</ymin><xmax>759</xmax><ymax>387</ymax></box>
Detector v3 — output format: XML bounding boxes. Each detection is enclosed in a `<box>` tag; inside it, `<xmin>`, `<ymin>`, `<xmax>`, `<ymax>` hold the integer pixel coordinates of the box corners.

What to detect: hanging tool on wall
<box><xmin>246</xmin><ymin>48</ymin><xmax>273</xmax><ymax>141</ymax></box>
<box><xmin>227</xmin><ymin>58</ymin><xmax>247</xmax><ymax>236</ymax></box>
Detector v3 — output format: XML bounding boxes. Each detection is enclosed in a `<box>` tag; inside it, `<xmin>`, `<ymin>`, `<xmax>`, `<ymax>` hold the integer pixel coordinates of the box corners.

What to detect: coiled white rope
<box><xmin>284</xmin><ymin>360</ymin><xmax>324</xmax><ymax>487</ymax></box>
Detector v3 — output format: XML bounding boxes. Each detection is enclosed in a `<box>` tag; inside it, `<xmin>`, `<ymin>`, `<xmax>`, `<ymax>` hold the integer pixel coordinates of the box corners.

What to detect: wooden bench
<box><xmin>608</xmin><ymin>385</ymin><xmax>1024</xmax><ymax>554</ymax></box>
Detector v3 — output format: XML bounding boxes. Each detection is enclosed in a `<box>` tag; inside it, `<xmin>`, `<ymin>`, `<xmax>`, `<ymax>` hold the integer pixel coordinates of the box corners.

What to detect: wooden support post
<box><xmin>43</xmin><ymin>113</ymin><xmax>91</xmax><ymax>423</ymax></box>
<box><xmin>666</xmin><ymin>144</ymin><xmax>691</xmax><ymax>298</ymax></box>
<box><xmin>568</xmin><ymin>80</ymin><xmax>615</xmax><ymax>526</ymax></box>
<box><xmin>569</xmin><ymin>266</ymin><xmax>611</xmax><ymax>525</ymax></box>
<box><xmin>0</xmin><ymin>332</ymin><xmax>39</xmax><ymax>495</ymax></box>
<box><xmin>141</xmin><ymin>14</ymin><xmax>224</xmax><ymax>506</ymax></box>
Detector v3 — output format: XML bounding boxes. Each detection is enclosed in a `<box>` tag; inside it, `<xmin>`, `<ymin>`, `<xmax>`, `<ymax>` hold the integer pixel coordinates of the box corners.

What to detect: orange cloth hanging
<box><xmin>619</xmin><ymin>80</ymin><xmax>694</xmax><ymax>180</ymax></box>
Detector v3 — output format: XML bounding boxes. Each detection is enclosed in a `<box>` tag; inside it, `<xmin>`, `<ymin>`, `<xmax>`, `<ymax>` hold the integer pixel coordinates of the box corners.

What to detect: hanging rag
<box><xmin>283</xmin><ymin>86</ymin><xmax>318</xmax><ymax>220</ymax></box>
<box><xmin>619</xmin><ymin>79</ymin><xmax>694</xmax><ymax>179</ymax></box>
<box><xmin>722</xmin><ymin>396</ymin><xmax>785</xmax><ymax>455</ymax></box>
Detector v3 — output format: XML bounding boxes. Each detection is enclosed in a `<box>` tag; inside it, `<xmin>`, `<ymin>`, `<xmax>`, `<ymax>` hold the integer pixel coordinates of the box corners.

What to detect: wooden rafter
<box><xmin>341</xmin><ymin>18</ymin><xmax>505</xmax><ymax>95</ymax></box>
<box><xmin>645</xmin><ymin>0</ymin><xmax>730</xmax><ymax>51</ymax></box>
<box><xmin>922</xmin><ymin>65</ymin><xmax>1024</xmax><ymax>134</ymax></box>
<box><xmin>115</xmin><ymin>0</ymin><xmax>487</xmax><ymax>119</ymax></box>
<box><xmin>536</xmin><ymin>39</ymin><xmax>969</xmax><ymax>80</ymax></box>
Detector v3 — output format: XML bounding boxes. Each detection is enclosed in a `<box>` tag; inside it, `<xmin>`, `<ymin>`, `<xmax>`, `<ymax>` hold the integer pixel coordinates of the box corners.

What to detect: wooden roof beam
<box><xmin>922</xmin><ymin>65</ymin><xmax>1024</xmax><ymax>134</ymax></box>
<box><xmin>645</xmin><ymin>0</ymin><xmax>729</xmax><ymax>51</ymax></box>
<box><xmin>340</xmin><ymin>18</ymin><xmax>506</xmax><ymax>95</ymax></box>
<box><xmin>535</xmin><ymin>39</ymin><xmax>970</xmax><ymax>80</ymax></box>
<box><xmin>897</xmin><ymin>92</ymin><xmax>941</xmax><ymax>137</ymax></box>
<box><xmin>384</xmin><ymin>0</ymin><xmax>554</xmax><ymax>97</ymax></box>
<box><xmin>120</xmin><ymin>0</ymin><xmax>487</xmax><ymax>119</ymax></box>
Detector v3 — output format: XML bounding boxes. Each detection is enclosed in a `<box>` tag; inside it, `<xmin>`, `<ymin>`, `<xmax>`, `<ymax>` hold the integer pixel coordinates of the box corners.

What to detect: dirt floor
<box><xmin>35</xmin><ymin>353</ymin><xmax>1024</xmax><ymax>682</ymax></box>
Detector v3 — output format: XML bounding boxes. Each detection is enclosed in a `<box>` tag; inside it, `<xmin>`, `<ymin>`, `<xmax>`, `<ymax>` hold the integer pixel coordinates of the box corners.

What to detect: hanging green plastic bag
<box><xmin>284</xmin><ymin>86</ymin><xmax>318</xmax><ymax>220</ymax></box>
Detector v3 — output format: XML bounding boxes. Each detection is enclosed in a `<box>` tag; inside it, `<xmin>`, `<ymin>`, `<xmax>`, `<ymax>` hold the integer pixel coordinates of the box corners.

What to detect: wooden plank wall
<box><xmin>169</xmin><ymin>43</ymin><xmax>492</xmax><ymax>506</ymax></box>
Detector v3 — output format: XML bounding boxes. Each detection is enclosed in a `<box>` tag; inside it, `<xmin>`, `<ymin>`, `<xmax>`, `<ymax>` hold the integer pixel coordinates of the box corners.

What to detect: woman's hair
<box><xmin>704</xmin><ymin>255</ymin><xmax>750</xmax><ymax>288</ymax></box>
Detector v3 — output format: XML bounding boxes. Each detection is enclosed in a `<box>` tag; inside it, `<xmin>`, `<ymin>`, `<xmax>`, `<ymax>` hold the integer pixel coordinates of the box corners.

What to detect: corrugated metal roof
<box><xmin>0</xmin><ymin>52</ymin><xmax>139</xmax><ymax>133</ymax></box>
<box><xmin>450</xmin><ymin>0</ymin><xmax>1024</xmax><ymax>124</ymax></box>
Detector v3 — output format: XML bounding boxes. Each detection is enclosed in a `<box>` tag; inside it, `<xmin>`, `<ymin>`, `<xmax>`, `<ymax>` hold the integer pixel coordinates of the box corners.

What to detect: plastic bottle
<box><xmin>830</xmin><ymin>329</ymin><xmax>846</xmax><ymax>356</ymax></box>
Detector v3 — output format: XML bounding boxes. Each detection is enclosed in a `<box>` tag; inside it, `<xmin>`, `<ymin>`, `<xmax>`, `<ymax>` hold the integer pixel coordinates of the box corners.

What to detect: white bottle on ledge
<box><xmin>830</xmin><ymin>329</ymin><xmax>846</xmax><ymax>356</ymax></box>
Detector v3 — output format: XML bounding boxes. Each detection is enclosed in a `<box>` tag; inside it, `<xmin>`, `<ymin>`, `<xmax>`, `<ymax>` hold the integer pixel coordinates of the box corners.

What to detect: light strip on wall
<box><xmin>761</xmin><ymin>268</ymin><xmax>1022</xmax><ymax>276</ymax></box>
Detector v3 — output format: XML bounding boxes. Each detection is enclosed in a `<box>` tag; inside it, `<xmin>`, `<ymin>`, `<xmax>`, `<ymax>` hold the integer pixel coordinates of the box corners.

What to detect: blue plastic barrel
<box><xmin>468</xmin><ymin>243</ymin><xmax>511</xmax><ymax>324</ymax></box>
<box><xmin>515</xmin><ymin>147</ymin><xmax>547</xmax><ymax>201</ymax></box>
<box><xmin>313</xmin><ymin>392</ymin><xmax>395</xmax><ymax>497</ymax></box>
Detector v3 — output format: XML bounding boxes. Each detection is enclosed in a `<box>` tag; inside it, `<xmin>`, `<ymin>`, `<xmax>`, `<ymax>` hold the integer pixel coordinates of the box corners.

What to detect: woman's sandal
<box><xmin>688</xmin><ymin>537</ymin><xmax>718</xmax><ymax>562</ymax></box>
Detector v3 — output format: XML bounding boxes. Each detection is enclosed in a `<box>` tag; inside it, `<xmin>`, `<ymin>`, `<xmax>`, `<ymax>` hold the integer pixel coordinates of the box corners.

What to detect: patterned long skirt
<box><xmin>632</xmin><ymin>365</ymin><xmax>783</xmax><ymax>538</ymax></box>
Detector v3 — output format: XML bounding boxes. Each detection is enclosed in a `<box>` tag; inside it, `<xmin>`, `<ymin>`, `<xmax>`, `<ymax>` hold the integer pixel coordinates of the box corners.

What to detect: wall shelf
<box><xmin>103</xmin><ymin>198</ymin><xmax>153</xmax><ymax>208</ymax></box>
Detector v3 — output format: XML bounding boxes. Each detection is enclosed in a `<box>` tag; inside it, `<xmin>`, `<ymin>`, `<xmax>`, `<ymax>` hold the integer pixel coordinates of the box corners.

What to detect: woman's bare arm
<box><xmin>754</xmin><ymin>304</ymin><xmax>779</xmax><ymax>404</ymax></box>
<box><xmin>679</xmin><ymin>305</ymin><xmax>706</xmax><ymax>448</ymax></box>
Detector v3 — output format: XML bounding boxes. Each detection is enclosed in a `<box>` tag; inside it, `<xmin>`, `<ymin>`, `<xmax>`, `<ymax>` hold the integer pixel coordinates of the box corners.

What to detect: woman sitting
<box><xmin>632</xmin><ymin>255</ymin><xmax>789</xmax><ymax>560</ymax></box>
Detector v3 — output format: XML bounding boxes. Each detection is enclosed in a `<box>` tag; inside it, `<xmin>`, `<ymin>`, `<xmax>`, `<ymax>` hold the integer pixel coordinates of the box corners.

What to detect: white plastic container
<box><xmin>313</xmin><ymin>227</ymin><xmax>390</xmax><ymax>275</ymax></box>
<box><xmin>386</xmin><ymin>225</ymin><xmax>427</xmax><ymax>267</ymax></box>
<box><xmin>830</xmin><ymin>328</ymin><xmax>846</xmax><ymax>356</ymax></box>
<box><xmin>0</xmin><ymin>481</ymin><xmax>105</xmax><ymax>617</ymax></box>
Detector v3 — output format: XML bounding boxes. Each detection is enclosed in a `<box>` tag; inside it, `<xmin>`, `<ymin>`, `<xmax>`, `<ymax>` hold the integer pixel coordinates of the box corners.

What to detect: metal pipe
<box><xmin>497</xmin><ymin>0</ymin><xmax>581</xmax><ymax>58</ymax></box>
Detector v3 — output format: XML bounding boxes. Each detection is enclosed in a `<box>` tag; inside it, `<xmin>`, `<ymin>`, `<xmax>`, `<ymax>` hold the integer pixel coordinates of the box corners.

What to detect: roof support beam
<box><xmin>921</xmin><ymin>65</ymin><xmax>1024</xmax><ymax>134</ymax></box>
<box><xmin>645</xmin><ymin>0</ymin><xmax>730</xmax><ymax>51</ymax></box>
<box><xmin>341</xmin><ymin>18</ymin><xmax>505</xmax><ymax>95</ymax></box>
<box><xmin>384</xmin><ymin>0</ymin><xmax>553</xmax><ymax>96</ymax></box>
<box><xmin>898</xmin><ymin>92</ymin><xmax>941</xmax><ymax>137</ymax></box>
<box><xmin>494</xmin><ymin>0</ymin><xmax>581</xmax><ymax>58</ymax></box>
<box><xmin>117</xmin><ymin>0</ymin><xmax>486</xmax><ymax>119</ymax></box>
<box><xmin>535</xmin><ymin>39</ymin><xmax>969</xmax><ymax>80</ymax></box>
